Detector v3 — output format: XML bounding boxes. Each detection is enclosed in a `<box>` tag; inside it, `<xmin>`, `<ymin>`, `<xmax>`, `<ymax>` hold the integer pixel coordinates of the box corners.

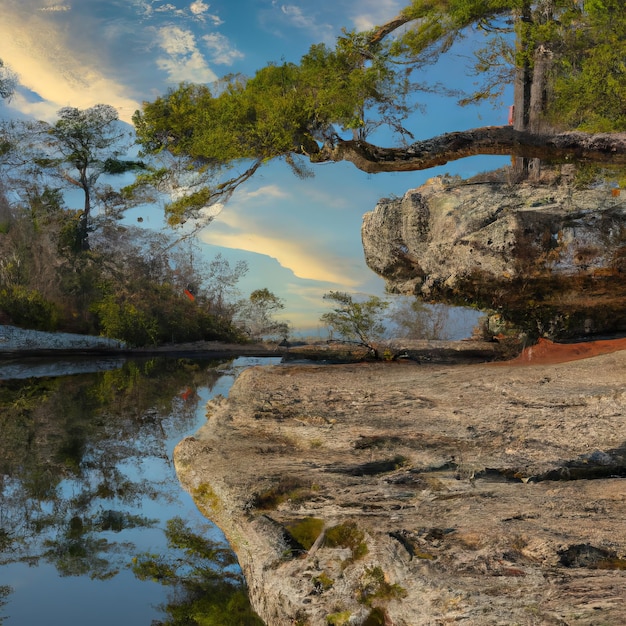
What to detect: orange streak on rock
<box><xmin>506</xmin><ymin>337</ymin><xmax>626</xmax><ymax>365</ymax></box>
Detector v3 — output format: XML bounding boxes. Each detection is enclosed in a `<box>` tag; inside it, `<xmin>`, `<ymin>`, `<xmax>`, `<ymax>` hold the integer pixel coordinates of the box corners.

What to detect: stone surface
<box><xmin>175</xmin><ymin>345</ymin><xmax>626</xmax><ymax>625</ymax></box>
<box><xmin>361</xmin><ymin>175</ymin><xmax>626</xmax><ymax>338</ymax></box>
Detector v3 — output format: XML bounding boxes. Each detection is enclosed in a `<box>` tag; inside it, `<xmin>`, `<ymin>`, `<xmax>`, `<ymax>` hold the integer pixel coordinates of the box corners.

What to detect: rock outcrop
<box><xmin>362</xmin><ymin>175</ymin><xmax>626</xmax><ymax>339</ymax></box>
<box><xmin>175</xmin><ymin>347</ymin><xmax>626</xmax><ymax>625</ymax></box>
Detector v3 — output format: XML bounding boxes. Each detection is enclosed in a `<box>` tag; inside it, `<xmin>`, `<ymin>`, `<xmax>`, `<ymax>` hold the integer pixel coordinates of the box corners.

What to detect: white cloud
<box><xmin>268</xmin><ymin>1</ymin><xmax>334</xmax><ymax>42</ymax></box>
<box><xmin>190</xmin><ymin>0</ymin><xmax>209</xmax><ymax>15</ymax></box>
<box><xmin>279</xmin><ymin>4</ymin><xmax>316</xmax><ymax>30</ymax></box>
<box><xmin>242</xmin><ymin>185</ymin><xmax>288</xmax><ymax>200</ymax></box>
<box><xmin>202</xmin><ymin>33</ymin><xmax>243</xmax><ymax>65</ymax></box>
<box><xmin>156</xmin><ymin>3</ymin><xmax>178</xmax><ymax>13</ymax></box>
<box><xmin>189</xmin><ymin>0</ymin><xmax>222</xmax><ymax>24</ymax></box>
<box><xmin>38</xmin><ymin>4</ymin><xmax>71</xmax><ymax>12</ymax></box>
<box><xmin>349</xmin><ymin>0</ymin><xmax>402</xmax><ymax>31</ymax></box>
<box><xmin>156</xmin><ymin>25</ymin><xmax>218</xmax><ymax>83</ymax></box>
<box><xmin>0</xmin><ymin>4</ymin><xmax>140</xmax><ymax>122</ymax></box>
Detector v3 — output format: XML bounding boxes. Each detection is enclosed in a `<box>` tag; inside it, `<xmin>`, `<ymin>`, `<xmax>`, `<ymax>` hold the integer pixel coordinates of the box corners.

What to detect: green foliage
<box><xmin>358</xmin><ymin>565</ymin><xmax>407</xmax><ymax>606</ymax></box>
<box><xmin>320</xmin><ymin>291</ymin><xmax>389</xmax><ymax>351</ymax></box>
<box><xmin>102</xmin><ymin>158</ymin><xmax>146</xmax><ymax>174</ymax></box>
<box><xmin>11</xmin><ymin>104</ymin><xmax>137</xmax><ymax>249</ymax></box>
<box><xmin>285</xmin><ymin>517</ymin><xmax>325</xmax><ymax>551</ymax></box>
<box><xmin>130</xmin><ymin>0</ymin><xmax>626</xmax><ymax>221</ymax></box>
<box><xmin>313</xmin><ymin>572</ymin><xmax>334</xmax><ymax>592</ymax></box>
<box><xmin>324</xmin><ymin>520</ymin><xmax>368</xmax><ymax>562</ymax></box>
<box><xmin>0</xmin><ymin>286</ymin><xmax>59</xmax><ymax>330</ymax></box>
<box><xmin>132</xmin><ymin>517</ymin><xmax>263</xmax><ymax>626</ymax></box>
<box><xmin>91</xmin><ymin>280</ymin><xmax>240</xmax><ymax>347</ymax></box>
<box><xmin>326</xmin><ymin>610</ymin><xmax>352</xmax><ymax>626</ymax></box>
<box><xmin>165</xmin><ymin>187</ymin><xmax>214</xmax><ymax>227</ymax></box>
<box><xmin>548</xmin><ymin>0</ymin><xmax>626</xmax><ymax>131</ymax></box>
<box><xmin>91</xmin><ymin>294</ymin><xmax>159</xmax><ymax>346</ymax></box>
<box><xmin>234</xmin><ymin>288</ymin><xmax>289</xmax><ymax>341</ymax></box>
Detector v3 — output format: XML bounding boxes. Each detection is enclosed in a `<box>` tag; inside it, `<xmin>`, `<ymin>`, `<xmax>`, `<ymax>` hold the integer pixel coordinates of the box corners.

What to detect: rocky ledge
<box><xmin>175</xmin><ymin>343</ymin><xmax>626</xmax><ymax>625</ymax></box>
<box><xmin>362</xmin><ymin>174</ymin><xmax>626</xmax><ymax>339</ymax></box>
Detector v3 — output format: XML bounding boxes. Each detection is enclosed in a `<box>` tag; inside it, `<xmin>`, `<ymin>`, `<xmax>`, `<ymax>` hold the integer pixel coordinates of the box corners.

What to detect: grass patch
<box><xmin>313</xmin><ymin>571</ymin><xmax>334</xmax><ymax>593</ymax></box>
<box><xmin>324</xmin><ymin>520</ymin><xmax>368</xmax><ymax>562</ymax></box>
<box><xmin>326</xmin><ymin>610</ymin><xmax>351</xmax><ymax>625</ymax></box>
<box><xmin>358</xmin><ymin>565</ymin><xmax>407</xmax><ymax>606</ymax></box>
<box><xmin>193</xmin><ymin>483</ymin><xmax>221</xmax><ymax>515</ymax></box>
<box><xmin>252</xmin><ymin>476</ymin><xmax>314</xmax><ymax>510</ymax></box>
<box><xmin>285</xmin><ymin>517</ymin><xmax>325</xmax><ymax>551</ymax></box>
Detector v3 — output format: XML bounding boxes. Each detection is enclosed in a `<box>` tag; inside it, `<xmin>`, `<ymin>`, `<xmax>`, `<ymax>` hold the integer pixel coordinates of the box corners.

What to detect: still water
<box><xmin>0</xmin><ymin>356</ymin><xmax>279</xmax><ymax>625</ymax></box>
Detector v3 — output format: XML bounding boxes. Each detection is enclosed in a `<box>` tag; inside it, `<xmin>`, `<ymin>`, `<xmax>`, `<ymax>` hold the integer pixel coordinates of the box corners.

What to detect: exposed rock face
<box><xmin>174</xmin><ymin>348</ymin><xmax>626</xmax><ymax>625</ymax></box>
<box><xmin>362</xmin><ymin>176</ymin><xmax>626</xmax><ymax>338</ymax></box>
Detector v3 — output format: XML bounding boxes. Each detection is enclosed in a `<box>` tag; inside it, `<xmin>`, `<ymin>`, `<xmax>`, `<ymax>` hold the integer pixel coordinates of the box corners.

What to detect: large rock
<box><xmin>175</xmin><ymin>349</ymin><xmax>626</xmax><ymax>625</ymax></box>
<box><xmin>362</xmin><ymin>176</ymin><xmax>626</xmax><ymax>338</ymax></box>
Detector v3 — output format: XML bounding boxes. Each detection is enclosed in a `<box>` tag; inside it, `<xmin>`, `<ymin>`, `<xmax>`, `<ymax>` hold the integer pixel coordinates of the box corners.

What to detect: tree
<box><xmin>132</xmin><ymin>517</ymin><xmax>264</xmax><ymax>626</ymax></box>
<box><xmin>234</xmin><ymin>288</ymin><xmax>289</xmax><ymax>341</ymax></box>
<box><xmin>13</xmin><ymin>105</ymin><xmax>143</xmax><ymax>249</ymax></box>
<box><xmin>389</xmin><ymin>297</ymin><xmax>451</xmax><ymax>340</ymax></box>
<box><xmin>0</xmin><ymin>58</ymin><xmax>17</xmax><ymax>101</ymax></box>
<box><xmin>320</xmin><ymin>291</ymin><xmax>389</xmax><ymax>357</ymax></box>
<box><xmin>132</xmin><ymin>1</ymin><xmax>626</xmax><ymax>225</ymax></box>
<box><xmin>204</xmin><ymin>253</ymin><xmax>249</xmax><ymax>317</ymax></box>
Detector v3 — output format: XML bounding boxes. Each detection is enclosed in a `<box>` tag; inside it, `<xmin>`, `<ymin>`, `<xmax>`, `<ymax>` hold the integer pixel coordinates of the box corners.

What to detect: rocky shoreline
<box><xmin>174</xmin><ymin>343</ymin><xmax>626</xmax><ymax>625</ymax></box>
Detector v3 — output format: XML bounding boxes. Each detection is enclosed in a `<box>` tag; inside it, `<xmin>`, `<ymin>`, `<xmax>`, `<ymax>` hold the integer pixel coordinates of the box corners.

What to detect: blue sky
<box><xmin>1</xmin><ymin>0</ymin><xmax>510</xmax><ymax>333</ymax></box>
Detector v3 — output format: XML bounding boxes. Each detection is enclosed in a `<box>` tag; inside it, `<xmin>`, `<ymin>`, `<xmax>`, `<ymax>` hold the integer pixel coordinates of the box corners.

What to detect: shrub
<box><xmin>0</xmin><ymin>286</ymin><xmax>59</xmax><ymax>330</ymax></box>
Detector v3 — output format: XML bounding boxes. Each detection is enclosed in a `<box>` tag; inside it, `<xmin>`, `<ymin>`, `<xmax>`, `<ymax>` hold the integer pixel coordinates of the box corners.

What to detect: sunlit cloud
<box><xmin>156</xmin><ymin>25</ymin><xmax>218</xmax><ymax>83</ymax></box>
<box><xmin>0</xmin><ymin>6</ymin><xmax>141</xmax><ymax>122</ymax></box>
<box><xmin>198</xmin><ymin>184</ymin><xmax>360</xmax><ymax>285</ymax></box>
<box><xmin>190</xmin><ymin>0</ymin><xmax>209</xmax><ymax>15</ymax></box>
<box><xmin>239</xmin><ymin>185</ymin><xmax>288</xmax><ymax>200</ymax></box>
<box><xmin>202</xmin><ymin>33</ymin><xmax>244</xmax><ymax>65</ymax></box>
<box><xmin>201</xmin><ymin>219</ymin><xmax>359</xmax><ymax>285</ymax></box>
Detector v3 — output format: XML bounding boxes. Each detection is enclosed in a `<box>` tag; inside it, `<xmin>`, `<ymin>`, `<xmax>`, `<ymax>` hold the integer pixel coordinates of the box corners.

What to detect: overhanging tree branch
<box><xmin>310</xmin><ymin>126</ymin><xmax>626</xmax><ymax>173</ymax></box>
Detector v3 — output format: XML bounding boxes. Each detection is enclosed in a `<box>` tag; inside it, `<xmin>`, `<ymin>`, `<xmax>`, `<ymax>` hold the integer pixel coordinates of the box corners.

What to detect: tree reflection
<box><xmin>0</xmin><ymin>358</ymin><xmax>224</xmax><ymax>581</ymax></box>
<box><xmin>133</xmin><ymin>517</ymin><xmax>264</xmax><ymax>626</ymax></box>
<box><xmin>0</xmin><ymin>585</ymin><xmax>11</xmax><ymax>626</ymax></box>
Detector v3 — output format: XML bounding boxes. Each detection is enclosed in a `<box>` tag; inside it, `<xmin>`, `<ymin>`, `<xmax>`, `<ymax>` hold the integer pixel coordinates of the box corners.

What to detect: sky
<box><xmin>0</xmin><ymin>0</ymin><xmax>511</xmax><ymax>335</ymax></box>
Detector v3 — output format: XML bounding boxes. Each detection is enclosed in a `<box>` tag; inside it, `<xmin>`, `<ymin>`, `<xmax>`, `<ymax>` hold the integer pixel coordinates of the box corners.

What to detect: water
<box><xmin>0</xmin><ymin>356</ymin><xmax>280</xmax><ymax>625</ymax></box>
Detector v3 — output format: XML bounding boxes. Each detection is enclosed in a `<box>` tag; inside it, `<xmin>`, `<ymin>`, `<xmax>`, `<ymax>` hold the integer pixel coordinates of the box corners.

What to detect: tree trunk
<box><xmin>312</xmin><ymin>127</ymin><xmax>626</xmax><ymax>174</ymax></box>
<box><xmin>511</xmin><ymin>0</ymin><xmax>533</xmax><ymax>179</ymax></box>
<box><xmin>79</xmin><ymin>169</ymin><xmax>91</xmax><ymax>251</ymax></box>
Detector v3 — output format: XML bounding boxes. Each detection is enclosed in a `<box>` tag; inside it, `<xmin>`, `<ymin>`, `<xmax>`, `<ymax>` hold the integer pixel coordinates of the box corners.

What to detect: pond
<box><xmin>0</xmin><ymin>356</ymin><xmax>279</xmax><ymax>626</ymax></box>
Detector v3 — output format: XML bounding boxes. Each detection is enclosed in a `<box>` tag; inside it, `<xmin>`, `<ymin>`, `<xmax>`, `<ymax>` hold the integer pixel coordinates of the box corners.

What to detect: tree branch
<box><xmin>368</xmin><ymin>13</ymin><xmax>413</xmax><ymax>45</ymax></box>
<box><xmin>311</xmin><ymin>126</ymin><xmax>626</xmax><ymax>173</ymax></box>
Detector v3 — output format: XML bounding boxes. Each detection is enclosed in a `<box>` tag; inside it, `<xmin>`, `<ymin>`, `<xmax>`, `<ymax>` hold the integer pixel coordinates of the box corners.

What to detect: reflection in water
<box><xmin>133</xmin><ymin>517</ymin><xmax>264</xmax><ymax>625</ymax></box>
<box><xmin>0</xmin><ymin>357</ymin><xmax>275</xmax><ymax>625</ymax></box>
